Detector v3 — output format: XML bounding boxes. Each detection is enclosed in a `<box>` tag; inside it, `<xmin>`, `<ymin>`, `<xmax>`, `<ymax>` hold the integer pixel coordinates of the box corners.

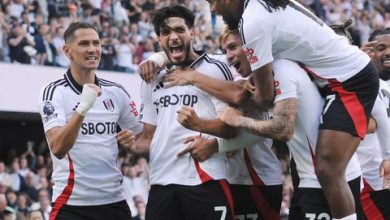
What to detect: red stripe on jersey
<box><xmin>249</xmin><ymin>185</ymin><xmax>280</xmax><ymax>220</ymax></box>
<box><xmin>193</xmin><ymin>132</ymin><xmax>213</xmax><ymax>183</ymax></box>
<box><xmin>306</xmin><ymin>136</ymin><xmax>317</xmax><ymax>170</ymax></box>
<box><xmin>50</xmin><ymin>154</ymin><xmax>75</xmax><ymax>220</ymax></box>
<box><xmin>193</xmin><ymin>160</ymin><xmax>213</xmax><ymax>183</ymax></box>
<box><xmin>329</xmin><ymin>81</ymin><xmax>367</xmax><ymax>139</ymax></box>
<box><xmin>243</xmin><ymin>148</ymin><xmax>265</xmax><ymax>186</ymax></box>
<box><xmin>218</xmin><ymin>180</ymin><xmax>235</xmax><ymax>219</ymax></box>
<box><xmin>361</xmin><ymin>179</ymin><xmax>384</xmax><ymax>220</ymax></box>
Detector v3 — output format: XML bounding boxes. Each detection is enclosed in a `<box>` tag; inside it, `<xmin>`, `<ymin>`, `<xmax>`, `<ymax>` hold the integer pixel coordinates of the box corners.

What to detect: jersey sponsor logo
<box><xmin>130</xmin><ymin>101</ymin><xmax>138</xmax><ymax>117</ymax></box>
<box><xmin>154</xmin><ymin>94</ymin><xmax>198</xmax><ymax>108</ymax></box>
<box><xmin>42</xmin><ymin>101</ymin><xmax>58</xmax><ymax>123</ymax></box>
<box><xmin>274</xmin><ymin>80</ymin><xmax>282</xmax><ymax>95</ymax></box>
<box><xmin>244</xmin><ymin>47</ymin><xmax>258</xmax><ymax>64</ymax></box>
<box><xmin>153</xmin><ymin>81</ymin><xmax>164</xmax><ymax>92</ymax></box>
<box><xmin>81</xmin><ymin>122</ymin><xmax>117</xmax><ymax>135</ymax></box>
<box><xmin>103</xmin><ymin>99</ymin><xmax>115</xmax><ymax>112</ymax></box>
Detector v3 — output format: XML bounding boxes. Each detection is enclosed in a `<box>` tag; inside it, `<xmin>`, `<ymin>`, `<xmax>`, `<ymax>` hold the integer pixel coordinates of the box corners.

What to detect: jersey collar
<box><xmin>165</xmin><ymin>51</ymin><xmax>207</xmax><ymax>70</ymax></box>
<box><xmin>64</xmin><ymin>69</ymin><xmax>101</xmax><ymax>95</ymax></box>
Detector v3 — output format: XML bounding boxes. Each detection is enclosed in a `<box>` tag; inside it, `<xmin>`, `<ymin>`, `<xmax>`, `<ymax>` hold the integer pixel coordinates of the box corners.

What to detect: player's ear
<box><xmin>63</xmin><ymin>44</ymin><xmax>72</xmax><ymax>60</ymax></box>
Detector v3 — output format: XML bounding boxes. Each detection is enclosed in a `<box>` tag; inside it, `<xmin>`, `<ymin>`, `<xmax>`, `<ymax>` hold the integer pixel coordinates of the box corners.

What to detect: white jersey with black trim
<box><xmin>273</xmin><ymin>59</ymin><xmax>361</xmax><ymax>188</ymax></box>
<box><xmin>357</xmin><ymin>80</ymin><xmax>390</xmax><ymax>190</ymax></box>
<box><xmin>139</xmin><ymin>52</ymin><xmax>234</xmax><ymax>186</ymax></box>
<box><xmin>208</xmin><ymin>54</ymin><xmax>283</xmax><ymax>186</ymax></box>
<box><xmin>240</xmin><ymin>0</ymin><xmax>370</xmax><ymax>84</ymax></box>
<box><xmin>38</xmin><ymin>70</ymin><xmax>143</xmax><ymax>206</ymax></box>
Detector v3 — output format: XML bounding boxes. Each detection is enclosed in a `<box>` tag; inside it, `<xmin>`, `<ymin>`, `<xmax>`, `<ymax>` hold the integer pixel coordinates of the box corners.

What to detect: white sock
<box><xmin>333</xmin><ymin>213</ymin><xmax>357</xmax><ymax>220</ymax></box>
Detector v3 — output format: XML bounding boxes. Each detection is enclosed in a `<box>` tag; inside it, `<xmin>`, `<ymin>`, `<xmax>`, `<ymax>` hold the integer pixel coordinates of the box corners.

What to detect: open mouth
<box><xmin>230</xmin><ymin>61</ymin><xmax>241</xmax><ymax>71</ymax></box>
<box><xmin>86</xmin><ymin>56</ymin><xmax>98</xmax><ymax>61</ymax></box>
<box><xmin>170</xmin><ymin>45</ymin><xmax>183</xmax><ymax>59</ymax></box>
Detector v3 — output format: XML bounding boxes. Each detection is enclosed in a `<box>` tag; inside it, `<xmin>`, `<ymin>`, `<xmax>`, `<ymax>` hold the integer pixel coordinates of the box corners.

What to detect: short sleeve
<box><xmin>117</xmin><ymin>88</ymin><xmax>143</xmax><ymax>136</ymax></box>
<box><xmin>38</xmin><ymin>85</ymin><xmax>67</xmax><ymax>132</ymax></box>
<box><xmin>272</xmin><ymin>59</ymin><xmax>299</xmax><ymax>103</ymax></box>
<box><xmin>139</xmin><ymin>82</ymin><xmax>157</xmax><ymax>125</ymax></box>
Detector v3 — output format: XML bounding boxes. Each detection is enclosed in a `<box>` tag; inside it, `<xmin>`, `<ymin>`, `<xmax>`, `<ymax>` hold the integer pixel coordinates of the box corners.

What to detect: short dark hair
<box><xmin>151</xmin><ymin>4</ymin><xmax>195</xmax><ymax>36</ymax></box>
<box><xmin>330</xmin><ymin>19</ymin><xmax>353</xmax><ymax>43</ymax></box>
<box><xmin>64</xmin><ymin>22</ymin><xmax>98</xmax><ymax>43</ymax></box>
<box><xmin>369</xmin><ymin>28</ymin><xmax>390</xmax><ymax>42</ymax></box>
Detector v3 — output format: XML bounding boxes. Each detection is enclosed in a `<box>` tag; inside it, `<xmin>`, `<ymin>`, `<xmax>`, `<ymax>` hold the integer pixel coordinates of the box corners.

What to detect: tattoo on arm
<box><xmin>239</xmin><ymin>98</ymin><xmax>297</xmax><ymax>141</ymax></box>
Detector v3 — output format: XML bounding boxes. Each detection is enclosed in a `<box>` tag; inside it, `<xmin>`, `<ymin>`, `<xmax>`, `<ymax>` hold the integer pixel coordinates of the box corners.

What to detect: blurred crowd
<box><xmin>0</xmin><ymin>0</ymin><xmax>389</xmax><ymax>73</ymax></box>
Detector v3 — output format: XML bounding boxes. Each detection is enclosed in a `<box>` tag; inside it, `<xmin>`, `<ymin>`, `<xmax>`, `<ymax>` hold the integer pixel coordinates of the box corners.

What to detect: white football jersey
<box><xmin>357</xmin><ymin>80</ymin><xmax>390</xmax><ymax>190</ymax></box>
<box><xmin>208</xmin><ymin>54</ymin><xmax>283</xmax><ymax>186</ymax></box>
<box><xmin>273</xmin><ymin>59</ymin><xmax>361</xmax><ymax>188</ymax></box>
<box><xmin>38</xmin><ymin>70</ymin><xmax>143</xmax><ymax>206</ymax></box>
<box><xmin>240</xmin><ymin>0</ymin><xmax>370</xmax><ymax>84</ymax></box>
<box><xmin>226</xmin><ymin>111</ymin><xmax>283</xmax><ymax>186</ymax></box>
<box><xmin>139</xmin><ymin>53</ymin><xmax>234</xmax><ymax>185</ymax></box>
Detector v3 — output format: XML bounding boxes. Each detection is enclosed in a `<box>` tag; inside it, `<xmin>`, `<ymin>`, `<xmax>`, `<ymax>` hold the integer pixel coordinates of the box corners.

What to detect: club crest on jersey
<box><xmin>103</xmin><ymin>99</ymin><xmax>115</xmax><ymax>112</ymax></box>
<box><xmin>244</xmin><ymin>47</ymin><xmax>258</xmax><ymax>64</ymax></box>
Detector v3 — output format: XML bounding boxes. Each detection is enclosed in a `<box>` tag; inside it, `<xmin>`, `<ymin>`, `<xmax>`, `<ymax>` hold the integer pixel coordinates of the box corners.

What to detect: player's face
<box><xmin>207</xmin><ymin>0</ymin><xmax>243</xmax><ymax>30</ymax></box>
<box><xmin>158</xmin><ymin>17</ymin><xmax>194</xmax><ymax>65</ymax></box>
<box><xmin>373</xmin><ymin>34</ymin><xmax>390</xmax><ymax>79</ymax></box>
<box><xmin>64</xmin><ymin>28</ymin><xmax>101</xmax><ymax>71</ymax></box>
<box><xmin>222</xmin><ymin>33</ymin><xmax>251</xmax><ymax>77</ymax></box>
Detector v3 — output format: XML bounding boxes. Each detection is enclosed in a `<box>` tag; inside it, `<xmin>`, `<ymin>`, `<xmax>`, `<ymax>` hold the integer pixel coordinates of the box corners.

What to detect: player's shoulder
<box><xmin>201</xmin><ymin>53</ymin><xmax>233</xmax><ymax>81</ymax></box>
<box><xmin>98</xmin><ymin>77</ymin><xmax>131</xmax><ymax>98</ymax></box>
<box><xmin>40</xmin><ymin>77</ymin><xmax>68</xmax><ymax>101</ymax></box>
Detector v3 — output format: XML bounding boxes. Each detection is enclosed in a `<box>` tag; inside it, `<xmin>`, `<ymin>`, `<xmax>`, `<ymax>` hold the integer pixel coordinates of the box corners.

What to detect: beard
<box><xmin>223</xmin><ymin>15</ymin><xmax>240</xmax><ymax>30</ymax></box>
<box><xmin>380</xmin><ymin>69</ymin><xmax>390</xmax><ymax>81</ymax></box>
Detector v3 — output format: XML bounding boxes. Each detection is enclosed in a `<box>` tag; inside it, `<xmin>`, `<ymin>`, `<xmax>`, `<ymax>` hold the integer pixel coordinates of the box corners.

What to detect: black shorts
<box><xmin>50</xmin><ymin>200</ymin><xmax>132</xmax><ymax>220</ymax></box>
<box><xmin>145</xmin><ymin>180</ymin><xmax>234</xmax><ymax>220</ymax></box>
<box><xmin>289</xmin><ymin>176</ymin><xmax>363</xmax><ymax>220</ymax></box>
<box><xmin>230</xmin><ymin>184</ymin><xmax>282</xmax><ymax>220</ymax></box>
<box><xmin>319</xmin><ymin>61</ymin><xmax>379</xmax><ymax>139</ymax></box>
<box><xmin>361</xmin><ymin>179</ymin><xmax>390</xmax><ymax>219</ymax></box>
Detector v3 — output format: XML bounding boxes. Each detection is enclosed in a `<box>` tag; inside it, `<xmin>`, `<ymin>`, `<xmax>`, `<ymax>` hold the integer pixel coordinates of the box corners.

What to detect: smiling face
<box><xmin>158</xmin><ymin>17</ymin><xmax>195</xmax><ymax>65</ymax></box>
<box><xmin>64</xmin><ymin>28</ymin><xmax>101</xmax><ymax>71</ymax></box>
<box><xmin>221</xmin><ymin>31</ymin><xmax>251</xmax><ymax>77</ymax></box>
<box><xmin>373</xmin><ymin>34</ymin><xmax>390</xmax><ymax>80</ymax></box>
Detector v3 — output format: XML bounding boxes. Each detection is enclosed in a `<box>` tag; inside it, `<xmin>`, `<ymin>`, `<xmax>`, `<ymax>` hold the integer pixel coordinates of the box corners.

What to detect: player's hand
<box><xmin>177</xmin><ymin>106</ymin><xmax>201</xmax><ymax>131</ymax></box>
<box><xmin>163</xmin><ymin>67</ymin><xmax>196</xmax><ymax>88</ymax></box>
<box><xmin>139</xmin><ymin>60</ymin><xmax>161</xmax><ymax>84</ymax></box>
<box><xmin>361</xmin><ymin>41</ymin><xmax>377</xmax><ymax>58</ymax></box>
<box><xmin>380</xmin><ymin>159</ymin><xmax>390</xmax><ymax>189</ymax></box>
<box><xmin>217</xmin><ymin>107</ymin><xmax>243</xmax><ymax>127</ymax></box>
<box><xmin>116</xmin><ymin>130</ymin><xmax>136</xmax><ymax>153</ymax></box>
<box><xmin>243</xmin><ymin>80</ymin><xmax>255</xmax><ymax>94</ymax></box>
<box><xmin>76</xmin><ymin>84</ymin><xmax>102</xmax><ymax>116</ymax></box>
<box><xmin>177</xmin><ymin>136</ymin><xmax>217</xmax><ymax>161</ymax></box>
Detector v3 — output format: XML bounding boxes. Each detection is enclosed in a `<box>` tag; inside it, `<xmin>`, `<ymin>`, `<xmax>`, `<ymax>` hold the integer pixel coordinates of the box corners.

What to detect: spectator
<box><xmin>16</xmin><ymin>192</ymin><xmax>31</xmax><ymax>220</ymax></box>
<box><xmin>20</xmin><ymin>172</ymin><xmax>37</xmax><ymax>202</ymax></box>
<box><xmin>9</xmin><ymin>160</ymin><xmax>24</xmax><ymax>192</ymax></box>
<box><xmin>27</xmin><ymin>209</ymin><xmax>44</xmax><ymax>220</ymax></box>
<box><xmin>115</xmin><ymin>33</ymin><xmax>136</xmax><ymax>73</ymax></box>
<box><xmin>52</xmin><ymin>26</ymin><xmax>70</xmax><ymax>68</ymax></box>
<box><xmin>5</xmin><ymin>190</ymin><xmax>17</xmax><ymax>209</ymax></box>
<box><xmin>7</xmin><ymin>23</ymin><xmax>36</xmax><ymax>64</ymax></box>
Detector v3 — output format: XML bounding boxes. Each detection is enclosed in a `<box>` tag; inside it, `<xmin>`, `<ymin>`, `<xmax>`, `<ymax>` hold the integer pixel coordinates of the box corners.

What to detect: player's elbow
<box><xmin>51</xmin><ymin>148</ymin><xmax>66</xmax><ymax>159</ymax></box>
<box><xmin>278</xmin><ymin>131</ymin><xmax>294</xmax><ymax>142</ymax></box>
<box><xmin>253</xmin><ymin>97</ymin><xmax>274</xmax><ymax>110</ymax></box>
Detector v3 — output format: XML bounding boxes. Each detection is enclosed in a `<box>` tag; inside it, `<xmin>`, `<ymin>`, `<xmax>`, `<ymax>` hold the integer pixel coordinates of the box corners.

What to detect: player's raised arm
<box><xmin>45</xmin><ymin>84</ymin><xmax>101</xmax><ymax>159</ymax></box>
